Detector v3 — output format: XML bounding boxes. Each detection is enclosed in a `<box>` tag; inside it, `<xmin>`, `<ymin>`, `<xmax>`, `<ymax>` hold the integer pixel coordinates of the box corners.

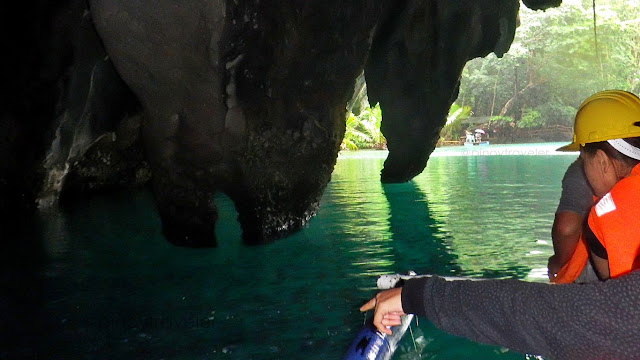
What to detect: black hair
<box><xmin>582</xmin><ymin>136</ymin><xmax>640</xmax><ymax>167</ymax></box>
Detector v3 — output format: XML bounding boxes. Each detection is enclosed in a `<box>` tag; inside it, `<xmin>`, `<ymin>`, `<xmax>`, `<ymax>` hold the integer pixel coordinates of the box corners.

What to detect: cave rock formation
<box><xmin>25</xmin><ymin>0</ymin><xmax>563</xmax><ymax>246</ymax></box>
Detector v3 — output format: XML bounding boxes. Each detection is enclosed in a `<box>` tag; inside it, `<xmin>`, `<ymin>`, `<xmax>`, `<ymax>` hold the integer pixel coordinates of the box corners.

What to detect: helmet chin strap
<box><xmin>607</xmin><ymin>139</ymin><xmax>640</xmax><ymax>160</ymax></box>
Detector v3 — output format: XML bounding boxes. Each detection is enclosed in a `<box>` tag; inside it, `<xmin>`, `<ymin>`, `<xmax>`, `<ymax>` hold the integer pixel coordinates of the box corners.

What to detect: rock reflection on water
<box><xmin>3</xmin><ymin>144</ymin><xmax>574</xmax><ymax>359</ymax></box>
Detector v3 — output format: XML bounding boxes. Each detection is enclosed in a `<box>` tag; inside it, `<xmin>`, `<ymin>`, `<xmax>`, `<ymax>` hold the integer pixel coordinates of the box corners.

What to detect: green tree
<box><xmin>458</xmin><ymin>0</ymin><xmax>640</xmax><ymax>134</ymax></box>
<box><xmin>440</xmin><ymin>104</ymin><xmax>472</xmax><ymax>141</ymax></box>
<box><xmin>341</xmin><ymin>103</ymin><xmax>386</xmax><ymax>150</ymax></box>
<box><xmin>517</xmin><ymin>109</ymin><xmax>542</xmax><ymax>128</ymax></box>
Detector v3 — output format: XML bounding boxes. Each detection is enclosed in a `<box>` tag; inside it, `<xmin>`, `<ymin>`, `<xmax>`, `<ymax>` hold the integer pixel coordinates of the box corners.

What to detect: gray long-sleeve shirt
<box><xmin>401</xmin><ymin>272</ymin><xmax>640</xmax><ymax>359</ymax></box>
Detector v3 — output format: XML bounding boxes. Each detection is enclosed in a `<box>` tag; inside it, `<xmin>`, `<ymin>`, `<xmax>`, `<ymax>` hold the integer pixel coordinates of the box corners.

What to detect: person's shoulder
<box><xmin>564</xmin><ymin>159</ymin><xmax>583</xmax><ymax>175</ymax></box>
<box><xmin>605</xmin><ymin>174</ymin><xmax>640</xmax><ymax>214</ymax></box>
<box><xmin>613</xmin><ymin>172</ymin><xmax>640</xmax><ymax>196</ymax></box>
<box><xmin>561</xmin><ymin>159</ymin><xmax>588</xmax><ymax>188</ymax></box>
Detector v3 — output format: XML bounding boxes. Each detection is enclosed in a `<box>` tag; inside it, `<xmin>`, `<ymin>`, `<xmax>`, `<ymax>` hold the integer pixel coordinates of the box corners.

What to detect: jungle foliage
<box><xmin>440</xmin><ymin>104</ymin><xmax>472</xmax><ymax>142</ymax></box>
<box><xmin>342</xmin><ymin>103</ymin><xmax>385</xmax><ymax>150</ymax></box>
<box><xmin>456</xmin><ymin>0</ymin><xmax>640</xmax><ymax>140</ymax></box>
<box><xmin>343</xmin><ymin>0</ymin><xmax>640</xmax><ymax>148</ymax></box>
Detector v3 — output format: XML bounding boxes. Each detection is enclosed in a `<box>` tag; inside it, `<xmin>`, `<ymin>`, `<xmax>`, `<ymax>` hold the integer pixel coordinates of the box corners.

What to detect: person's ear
<box><xmin>595</xmin><ymin>149</ymin><xmax>611</xmax><ymax>173</ymax></box>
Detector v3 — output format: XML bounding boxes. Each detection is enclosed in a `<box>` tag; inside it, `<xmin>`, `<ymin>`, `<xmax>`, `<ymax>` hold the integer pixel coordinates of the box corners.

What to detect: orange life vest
<box><xmin>588</xmin><ymin>162</ymin><xmax>640</xmax><ymax>279</ymax></box>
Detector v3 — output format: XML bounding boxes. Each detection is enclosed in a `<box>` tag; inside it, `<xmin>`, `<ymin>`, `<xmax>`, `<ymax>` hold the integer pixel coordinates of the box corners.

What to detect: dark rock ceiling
<box><xmin>1</xmin><ymin>0</ymin><xmax>563</xmax><ymax>247</ymax></box>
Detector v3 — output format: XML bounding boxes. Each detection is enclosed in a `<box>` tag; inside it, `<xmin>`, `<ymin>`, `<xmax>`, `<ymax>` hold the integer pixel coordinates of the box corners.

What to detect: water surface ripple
<box><xmin>22</xmin><ymin>143</ymin><xmax>576</xmax><ymax>359</ymax></box>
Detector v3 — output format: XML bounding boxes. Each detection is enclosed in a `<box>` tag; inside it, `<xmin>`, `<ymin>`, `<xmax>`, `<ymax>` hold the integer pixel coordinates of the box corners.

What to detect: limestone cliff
<box><xmin>1</xmin><ymin>0</ymin><xmax>563</xmax><ymax>247</ymax></box>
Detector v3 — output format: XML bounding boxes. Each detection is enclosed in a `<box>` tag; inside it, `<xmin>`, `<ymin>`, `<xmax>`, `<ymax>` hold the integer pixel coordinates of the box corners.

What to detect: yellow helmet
<box><xmin>557</xmin><ymin>90</ymin><xmax>640</xmax><ymax>152</ymax></box>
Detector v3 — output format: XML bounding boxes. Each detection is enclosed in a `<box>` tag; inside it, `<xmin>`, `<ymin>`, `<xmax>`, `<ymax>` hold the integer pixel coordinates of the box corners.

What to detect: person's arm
<box><xmin>363</xmin><ymin>272</ymin><xmax>640</xmax><ymax>359</ymax></box>
<box><xmin>585</xmin><ymin>213</ymin><xmax>610</xmax><ymax>280</ymax></box>
<box><xmin>590</xmin><ymin>253</ymin><xmax>610</xmax><ymax>279</ymax></box>
<box><xmin>548</xmin><ymin>159</ymin><xmax>593</xmax><ymax>281</ymax></box>
<box><xmin>547</xmin><ymin>210</ymin><xmax>584</xmax><ymax>280</ymax></box>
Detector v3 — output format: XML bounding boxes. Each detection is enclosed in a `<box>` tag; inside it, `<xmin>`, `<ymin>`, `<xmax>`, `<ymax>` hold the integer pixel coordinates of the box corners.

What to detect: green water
<box><xmin>26</xmin><ymin>143</ymin><xmax>575</xmax><ymax>359</ymax></box>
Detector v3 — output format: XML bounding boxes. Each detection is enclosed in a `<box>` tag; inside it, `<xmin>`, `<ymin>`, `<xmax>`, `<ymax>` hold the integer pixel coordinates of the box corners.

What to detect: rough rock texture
<box><xmin>39</xmin><ymin>12</ymin><xmax>145</xmax><ymax>206</ymax></box>
<box><xmin>366</xmin><ymin>0</ymin><xmax>522</xmax><ymax>183</ymax></box>
<box><xmin>58</xmin><ymin>114</ymin><xmax>151</xmax><ymax>202</ymax></box>
<box><xmin>2</xmin><ymin>0</ymin><xmax>564</xmax><ymax>248</ymax></box>
<box><xmin>88</xmin><ymin>0</ymin><xmax>384</xmax><ymax>246</ymax></box>
<box><xmin>1</xmin><ymin>0</ymin><xmax>89</xmax><ymax>251</ymax></box>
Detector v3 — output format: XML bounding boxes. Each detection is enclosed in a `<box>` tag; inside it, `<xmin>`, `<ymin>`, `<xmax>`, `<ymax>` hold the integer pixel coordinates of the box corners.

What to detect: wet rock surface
<box><xmin>3</xmin><ymin>0</ymin><xmax>564</xmax><ymax>246</ymax></box>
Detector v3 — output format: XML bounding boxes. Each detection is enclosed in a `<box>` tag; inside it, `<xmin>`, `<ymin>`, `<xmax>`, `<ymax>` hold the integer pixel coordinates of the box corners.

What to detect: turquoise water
<box><xmin>28</xmin><ymin>143</ymin><xmax>576</xmax><ymax>359</ymax></box>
